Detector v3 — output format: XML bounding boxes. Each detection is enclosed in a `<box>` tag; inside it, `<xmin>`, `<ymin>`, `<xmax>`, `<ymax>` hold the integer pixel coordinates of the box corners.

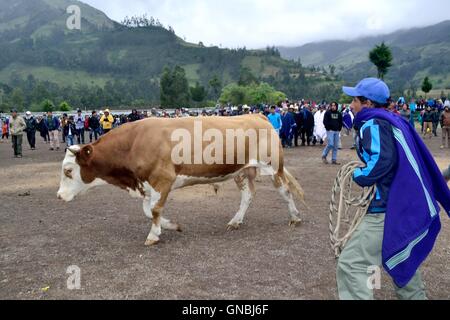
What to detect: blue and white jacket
<box><xmin>353</xmin><ymin>118</ymin><xmax>397</xmax><ymax>214</ymax></box>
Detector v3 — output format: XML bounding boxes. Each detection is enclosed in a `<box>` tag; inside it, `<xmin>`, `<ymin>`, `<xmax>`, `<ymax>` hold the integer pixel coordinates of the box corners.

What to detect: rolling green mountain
<box><xmin>0</xmin><ymin>0</ymin><xmax>341</xmax><ymax>110</ymax></box>
<box><xmin>279</xmin><ymin>21</ymin><xmax>450</xmax><ymax>94</ymax></box>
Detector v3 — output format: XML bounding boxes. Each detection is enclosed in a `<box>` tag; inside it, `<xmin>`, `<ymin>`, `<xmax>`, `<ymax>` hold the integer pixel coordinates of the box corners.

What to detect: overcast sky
<box><xmin>82</xmin><ymin>0</ymin><xmax>450</xmax><ymax>48</ymax></box>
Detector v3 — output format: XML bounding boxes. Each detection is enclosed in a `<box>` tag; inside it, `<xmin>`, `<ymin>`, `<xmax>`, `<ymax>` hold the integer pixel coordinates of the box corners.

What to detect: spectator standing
<box><xmin>37</xmin><ymin>115</ymin><xmax>50</xmax><ymax>143</ymax></box>
<box><xmin>322</xmin><ymin>102</ymin><xmax>343</xmax><ymax>165</ymax></box>
<box><xmin>432</xmin><ymin>107</ymin><xmax>440</xmax><ymax>137</ymax></box>
<box><xmin>64</xmin><ymin>116</ymin><xmax>77</xmax><ymax>148</ymax></box>
<box><xmin>422</xmin><ymin>106</ymin><xmax>434</xmax><ymax>139</ymax></box>
<box><xmin>24</xmin><ymin>111</ymin><xmax>37</xmax><ymax>150</ymax></box>
<box><xmin>84</xmin><ymin>115</ymin><xmax>90</xmax><ymax>139</ymax></box>
<box><xmin>88</xmin><ymin>111</ymin><xmax>101</xmax><ymax>142</ymax></box>
<box><xmin>267</xmin><ymin>106</ymin><xmax>282</xmax><ymax>135</ymax></box>
<box><xmin>100</xmin><ymin>109</ymin><xmax>114</xmax><ymax>134</ymax></box>
<box><xmin>299</xmin><ymin>105</ymin><xmax>315</xmax><ymax>146</ymax></box>
<box><xmin>409</xmin><ymin>98</ymin><xmax>417</xmax><ymax>129</ymax></box>
<box><xmin>60</xmin><ymin>114</ymin><xmax>68</xmax><ymax>143</ymax></box>
<box><xmin>399</xmin><ymin>104</ymin><xmax>411</xmax><ymax>123</ymax></box>
<box><xmin>313</xmin><ymin>105</ymin><xmax>327</xmax><ymax>146</ymax></box>
<box><xmin>2</xmin><ymin>117</ymin><xmax>9</xmax><ymax>141</ymax></box>
<box><xmin>9</xmin><ymin>109</ymin><xmax>26</xmax><ymax>158</ymax></box>
<box><xmin>74</xmin><ymin>109</ymin><xmax>85</xmax><ymax>144</ymax></box>
<box><xmin>440</xmin><ymin>105</ymin><xmax>450</xmax><ymax>149</ymax></box>
<box><xmin>45</xmin><ymin>111</ymin><xmax>60</xmax><ymax>151</ymax></box>
<box><xmin>280</xmin><ymin>106</ymin><xmax>296</xmax><ymax>148</ymax></box>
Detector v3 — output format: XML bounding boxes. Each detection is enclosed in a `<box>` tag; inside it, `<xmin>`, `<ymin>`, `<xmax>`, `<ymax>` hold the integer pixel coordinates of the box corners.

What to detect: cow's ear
<box><xmin>78</xmin><ymin>145</ymin><xmax>94</xmax><ymax>165</ymax></box>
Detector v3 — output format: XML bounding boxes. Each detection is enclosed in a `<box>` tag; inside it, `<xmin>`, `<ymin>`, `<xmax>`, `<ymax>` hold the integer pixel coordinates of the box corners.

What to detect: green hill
<box><xmin>0</xmin><ymin>0</ymin><xmax>341</xmax><ymax>110</ymax></box>
<box><xmin>279</xmin><ymin>21</ymin><xmax>450</xmax><ymax>95</ymax></box>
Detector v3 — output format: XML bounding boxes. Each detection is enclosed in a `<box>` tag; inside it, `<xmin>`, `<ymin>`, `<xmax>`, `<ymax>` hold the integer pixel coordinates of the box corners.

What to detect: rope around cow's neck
<box><xmin>329</xmin><ymin>161</ymin><xmax>376</xmax><ymax>258</ymax></box>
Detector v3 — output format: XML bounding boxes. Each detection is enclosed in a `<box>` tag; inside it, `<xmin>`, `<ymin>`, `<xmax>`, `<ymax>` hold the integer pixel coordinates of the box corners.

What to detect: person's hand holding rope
<box><xmin>329</xmin><ymin>161</ymin><xmax>376</xmax><ymax>258</ymax></box>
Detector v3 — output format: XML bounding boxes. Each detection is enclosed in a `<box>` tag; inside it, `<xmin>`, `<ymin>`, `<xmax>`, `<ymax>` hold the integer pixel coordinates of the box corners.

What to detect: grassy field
<box><xmin>0</xmin><ymin>63</ymin><xmax>112</xmax><ymax>87</ymax></box>
<box><xmin>182</xmin><ymin>63</ymin><xmax>201</xmax><ymax>84</ymax></box>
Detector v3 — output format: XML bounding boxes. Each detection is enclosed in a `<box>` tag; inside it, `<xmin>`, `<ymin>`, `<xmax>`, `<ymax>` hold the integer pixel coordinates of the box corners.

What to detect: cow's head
<box><xmin>57</xmin><ymin>145</ymin><xmax>106</xmax><ymax>201</ymax></box>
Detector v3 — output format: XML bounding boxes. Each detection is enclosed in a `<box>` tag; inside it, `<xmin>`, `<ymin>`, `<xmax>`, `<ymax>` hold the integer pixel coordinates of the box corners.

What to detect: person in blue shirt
<box><xmin>409</xmin><ymin>98</ymin><xmax>417</xmax><ymax>128</ymax></box>
<box><xmin>267</xmin><ymin>105</ymin><xmax>282</xmax><ymax>135</ymax></box>
<box><xmin>337</xmin><ymin>78</ymin><xmax>428</xmax><ymax>300</ymax></box>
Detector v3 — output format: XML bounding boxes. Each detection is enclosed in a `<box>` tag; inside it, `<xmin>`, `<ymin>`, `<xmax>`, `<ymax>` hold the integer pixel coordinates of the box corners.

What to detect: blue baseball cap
<box><xmin>342</xmin><ymin>78</ymin><xmax>390</xmax><ymax>104</ymax></box>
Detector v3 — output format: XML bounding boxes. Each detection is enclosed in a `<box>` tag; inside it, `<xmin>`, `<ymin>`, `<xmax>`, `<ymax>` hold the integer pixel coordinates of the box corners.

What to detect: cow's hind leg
<box><xmin>272</xmin><ymin>172</ymin><xmax>302</xmax><ymax>227</ymax></box>
<box><xmin>227</xmin><ymin>168</ymin><xmax>256</xmax><ymax>230</ymax></box>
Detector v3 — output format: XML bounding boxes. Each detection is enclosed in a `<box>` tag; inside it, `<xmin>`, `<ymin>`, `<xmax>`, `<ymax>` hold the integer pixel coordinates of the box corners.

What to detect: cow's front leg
<box><xmin>143</xmin><ymin>201</ymin><xmax>181</xmax><ymax>232</ymax></box>
<box><xmin>142</xmin><ymin>181</ymin><xmax>172</xmax><ymax>246</ymax></box>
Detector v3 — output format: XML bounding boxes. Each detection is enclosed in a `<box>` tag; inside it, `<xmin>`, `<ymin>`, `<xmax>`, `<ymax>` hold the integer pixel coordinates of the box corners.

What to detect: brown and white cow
<box><xmin>57</xmin><ymin>114</ymin><xmax>306</xmax><ymax>246</ymax></box>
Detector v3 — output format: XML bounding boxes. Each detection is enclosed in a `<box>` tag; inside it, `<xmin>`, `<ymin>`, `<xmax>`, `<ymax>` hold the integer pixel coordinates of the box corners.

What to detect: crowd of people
<box><xmin>1</xmin><ymin>96</ymin><xmax>449</xmax><ymax>160</ymax></box>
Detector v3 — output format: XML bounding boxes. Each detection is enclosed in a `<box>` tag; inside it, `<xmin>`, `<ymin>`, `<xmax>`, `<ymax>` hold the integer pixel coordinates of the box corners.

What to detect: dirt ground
<box><xmin>0</xmin><ymin>131</ymin><xmax>449</xmax><ymax>300</ymax></box>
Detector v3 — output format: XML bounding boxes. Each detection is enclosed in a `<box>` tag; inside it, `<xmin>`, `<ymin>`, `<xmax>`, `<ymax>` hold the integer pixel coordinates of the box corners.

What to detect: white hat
<box><xmin>25</xmin><ymin>111</ymin><xmax>31</xmax><ymax>115</ymax></box>
<box><xmin>243</xmin><ymin>104</ymin><xmax>250</xmax><ymax>110</ymax></box>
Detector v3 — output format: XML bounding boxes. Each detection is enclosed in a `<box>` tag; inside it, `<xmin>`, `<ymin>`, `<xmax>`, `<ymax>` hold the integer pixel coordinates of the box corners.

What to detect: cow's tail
<box><xmin>283</xmin><ymin>168</ymin><xmax>309</xmax><ymax>210</ymax></box>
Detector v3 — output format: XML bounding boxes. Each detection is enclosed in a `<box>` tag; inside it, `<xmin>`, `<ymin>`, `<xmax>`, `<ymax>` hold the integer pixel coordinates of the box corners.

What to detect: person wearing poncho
<box><xmin>336</xmin><ymin>78</ymin><xmax>450</xmax><ymax>300</ymax></box>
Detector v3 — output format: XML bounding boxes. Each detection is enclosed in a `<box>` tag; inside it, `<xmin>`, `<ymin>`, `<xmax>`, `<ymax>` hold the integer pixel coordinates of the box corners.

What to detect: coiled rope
<box><xmin>329</xmin><ymin>161</ymin><xmax>376</xmax><ymax>258</ymax></box>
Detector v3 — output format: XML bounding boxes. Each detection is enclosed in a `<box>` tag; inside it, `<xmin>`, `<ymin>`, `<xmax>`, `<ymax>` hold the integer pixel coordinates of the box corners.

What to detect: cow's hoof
<box><xmin>176</xmin><ymin>225</ymin><xmax>183</xmax><ymax>232</ymax></box>
<box><xmin>289</xmin><ymin>219</ymin><xmax>302</xmax><ymax>227</ymax></box>
<box><xmin>144</xmin><ymin>239</ymin><xmax>160</xmax><ymax>246</ymax></box>
<box><xmin>227</xmin><ymin>223</ymin><xmax>241</xmax><ymax>231</ymax></box>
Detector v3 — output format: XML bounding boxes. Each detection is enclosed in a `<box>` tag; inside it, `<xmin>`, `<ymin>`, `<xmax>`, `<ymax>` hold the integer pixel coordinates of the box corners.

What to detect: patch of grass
<box><xmin>182</xmin><ymin>63</ymin><xmax>201</xmax><ymax>84</ymax></box>
<box><xmin>0</xmin><ymin>63</ymin><xmax>112</xmax><ymax>87</ymax></box>
<box><xmin>0</xmin><ymin>16</ymin><xmax>29</xmax><ymax>32</ymax></box>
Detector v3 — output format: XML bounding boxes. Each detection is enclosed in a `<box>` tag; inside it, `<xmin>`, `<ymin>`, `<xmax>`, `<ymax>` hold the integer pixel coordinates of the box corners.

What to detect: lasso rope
<box><xmin>329</xmin><ymin>161</ymin><xmax>376</xmax><ymax>258</ymax></box>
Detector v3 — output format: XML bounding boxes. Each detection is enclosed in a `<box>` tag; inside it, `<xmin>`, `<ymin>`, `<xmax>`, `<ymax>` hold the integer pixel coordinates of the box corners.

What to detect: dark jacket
<box><xmin>297</xmin><ymin>109</ymin><xmax>314</xmax><ymax>131</ymax></box>
<box><xmin>25</xmin><ymin>117</ymin><xmax>37</xmax><ymax>132</ymax></box>
<box><xmin>37</xmin><ymin>119</ymin><xmax>48</xmax><ymax>133</ymax></box>
<box><xmin>323</xmin><ymin>110</ymin><xmax>343</xmax><ymax>132</ymax></box>
<box><xmin>88</xmin><ymin>116</ymin><xmax>100</xmax><ymax>130</ymax></box>
<box><xmin>63</xmin><ymin>122</ymin><xmax>77</xmax><ymax>136</ymax></box>
<box><xmin>45</xmin><ymin>116</ymin><xmax>60</xmax><ymax>131</ymax></box>
<box><xmin>128</xmin><ymin>112</ymin><xmax>141</xmax><ymax>122</ymax></box>
<box><xmin>422</xmin><ymin>111</ymin><xmax>434</xmax><ymax>122</ymax></box>
<box><xmin>353</xmin><ymin>118</ymin><xmax>398</xmax><ymax>213</ymax></box>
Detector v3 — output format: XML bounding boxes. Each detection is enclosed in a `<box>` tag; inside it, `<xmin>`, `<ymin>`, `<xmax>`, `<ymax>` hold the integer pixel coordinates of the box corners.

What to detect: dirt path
<box><xmin>0</xmin><ymin>132</ymin><xmax>449</xmax><ymax>300</ymax></box>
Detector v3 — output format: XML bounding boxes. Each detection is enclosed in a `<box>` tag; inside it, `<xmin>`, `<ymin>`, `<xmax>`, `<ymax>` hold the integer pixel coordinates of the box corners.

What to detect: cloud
<box><xmin>82</xmin><ymin>0</ymin><xmax>450</xmax><ymax>48</ymax></box>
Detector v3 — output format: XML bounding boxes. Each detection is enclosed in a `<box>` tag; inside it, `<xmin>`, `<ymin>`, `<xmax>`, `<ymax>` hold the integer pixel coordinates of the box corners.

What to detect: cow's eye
<box><xmin>64</xmin><ymin>168</ymin><xmax>73</xmax><ymax>179</ymax></box>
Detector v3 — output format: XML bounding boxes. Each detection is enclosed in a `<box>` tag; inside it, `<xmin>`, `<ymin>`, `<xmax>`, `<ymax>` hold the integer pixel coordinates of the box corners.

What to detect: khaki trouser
<box><xmin>423</xmin><ymin>122</ymin><xmax>433</xmax><ymax>139</ymax></box>
<box><xmin>442</xmin><ymin>127</ymin><xmax>450</xmax><ymax>148</ymax></box>
<box><xmin>336</xmin><ymin>214</ymin><xmax>427</xmax><ymax>300</ymax></box>
<box><xmin>49</xmin><ymin>130</ymin><xmax>60</xmax><ymax>149</ymax></box>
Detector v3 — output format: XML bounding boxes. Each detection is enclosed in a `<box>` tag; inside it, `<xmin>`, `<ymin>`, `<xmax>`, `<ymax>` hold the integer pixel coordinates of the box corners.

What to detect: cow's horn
<box><xmin>68</xmin><ymin>146</ymin><xmax>81</xmax><ymax>155</ymax></box>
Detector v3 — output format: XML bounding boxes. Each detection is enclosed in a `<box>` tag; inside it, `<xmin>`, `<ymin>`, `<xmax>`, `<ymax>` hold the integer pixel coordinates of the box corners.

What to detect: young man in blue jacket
<box><xmin>336</xmin><ymin>78</ymin><xmax>450</xmax><ymax>300</ymax></box>
<box><xmin>267</xmin><ymin>106</ymin><xmax>282</xmax><ymax>135</ymax></box>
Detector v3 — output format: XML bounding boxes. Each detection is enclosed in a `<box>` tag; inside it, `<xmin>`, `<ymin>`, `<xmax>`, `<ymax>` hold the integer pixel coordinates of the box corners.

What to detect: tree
<box><xmin>160</xmin><ymin>66</ymin><xmax>191</xmax><ymax>108</ymax></box>
<box><xmin>11</xmin><ymin>88</ymin><xmax>24</xmax><ymax>111</ymax></box>
<box><xmin>421</xmin><ymin>77</ymin><xmax>433</xmax><ymax>98</ymax></box>
<box><xmin>369</xmin><ymin>42</ymin><xmax>393</xmax><ymax>80</ymax></box>
<box><xmin>41</xmin><ymin>99</ymin><xmax>54</xmax><ymax>112</ymax></box>
<box><xmin>238</xmin><ymin>66</ymin><xmax>259</xmax><ymax>86</ymax></box>
<box><xmin>60</xmin><ymin>101</ymin><xmax>71</xmax><ymax>112</ymax></box>
<box><xmin>219</xmin><ymin>82</ymin><xmax>286</xmax><ymax>106</ymax></box>
<box><xmin>208</xmin><ymin>75</ymin><xmax>222</xmax><ymax>100</ymax></box>
<box><xmin>246</xmin><ymin>83</ymin><xmax>286</xmax><ymax>105</ymax></box>
<box><xmin>219</xmin><ymin>84</ymin><xmax>247</xmax><ymax>105</ymax></box>
<box><xmin>190</xmin><ymin>82</ymin><xmax>207</xmax><ymax>103</ymax></box>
